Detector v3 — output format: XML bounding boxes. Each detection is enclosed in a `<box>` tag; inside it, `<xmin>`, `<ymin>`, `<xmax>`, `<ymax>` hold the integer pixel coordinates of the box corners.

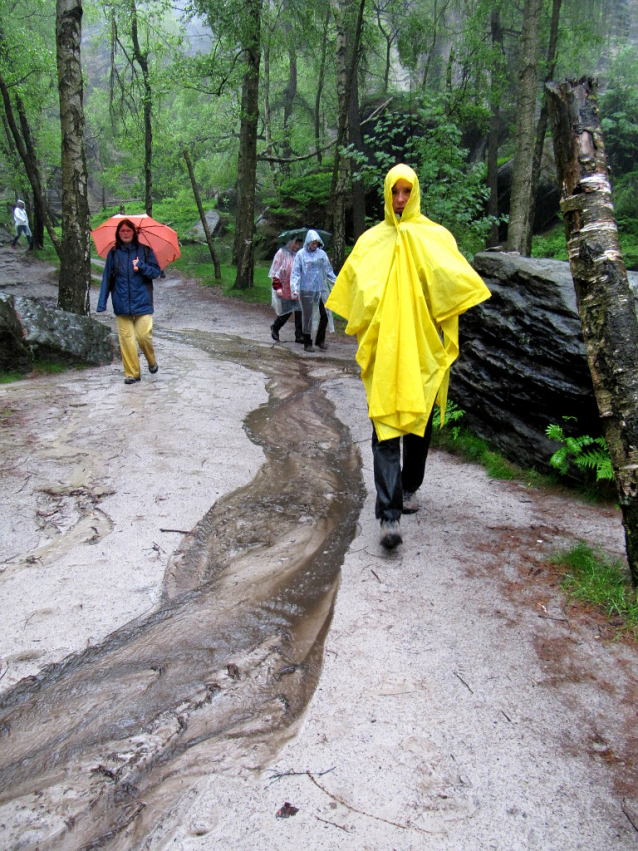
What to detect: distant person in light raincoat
<box><xmin>326</xmin><ymin>164</ymin><xmax>491</xmax><ymax>550</ymax></box>
<box><xmin>290</xmin><ymin>229</ymin><xmax>336</xmax><ymax>353</ymax></box>
<box><xmin>269</xmin><ymin>237</ymin><xmax>304</xmax><ymax>344</ymax></box>
<box><xmin>11</xmin><ymin>200</ymin><xmax>32</xmax><ymax>249</ymax></box>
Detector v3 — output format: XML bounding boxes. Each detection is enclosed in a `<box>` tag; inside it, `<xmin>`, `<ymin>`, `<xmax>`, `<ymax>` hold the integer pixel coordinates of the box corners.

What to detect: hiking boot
<box><xmin>270</xmin><ymin>323</ymin><xmax>280</xmax><ymax>342</ymax></box>
<box><xmin>149</xmin><ymin>363</ymin><xmax>159</xmax><ymax>374</ymax></box>
<box><xmin>124</xmin><ymin>376</ymin><xmax>141</xmax><ymax>385</ymax></box>
<box><xmin>303</xmin><ymin>334</ymin><xmax>315</xmax><ymax>352</ymax></box>
<box><xmin>316</xmin><ymin>341</ymin><xmax>327</xmax><ymax>351</ymax></box>
<box><xmin>295</xmin><ymin>336</ymin><xmax>304</xmax><ymax>345</ymax></box>
<box><xmin>402</xmin><ymin>491</ymin><xmax>419</xmax><ymax>514</ymax></box>
<box><xmin>380</xmin><ymin>519</ymin><xmax>403</xmax><ymax>550</ymax></box>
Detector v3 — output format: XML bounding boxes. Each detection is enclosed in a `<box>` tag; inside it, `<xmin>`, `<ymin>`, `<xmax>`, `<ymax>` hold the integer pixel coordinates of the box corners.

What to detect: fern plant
<box><xmin>434</xmin><ymin>400</ymin><xmax>465</xmax><ymax>440</ymax></box>
<box><xmin>546</xmin><ymin>418</ymin><xmax>614</xmax><ymax>481</ymax></box>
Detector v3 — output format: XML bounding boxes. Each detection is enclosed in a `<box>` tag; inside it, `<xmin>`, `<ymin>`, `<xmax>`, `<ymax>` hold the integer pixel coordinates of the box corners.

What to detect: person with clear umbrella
<box><xmin>290</xmin><ymin>229</ymin><xmax>336</xmax><ymax>353</ymax></box>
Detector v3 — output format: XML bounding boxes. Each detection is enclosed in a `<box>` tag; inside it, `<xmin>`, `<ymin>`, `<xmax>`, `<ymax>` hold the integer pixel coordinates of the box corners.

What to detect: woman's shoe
<box><xmin>316</xmin><ymin>341</ymin><xmax>327</xmax><ymax>351</ymax></box>
<box><xmin>149</xmin><ymin>363</ymin><xmax>159</xmax><ymax>374</ymax></box>
<box><xmin>124</xmin><ymin>376</ymin><xmax>141</xmax><ymax>385</ymax></box>
<box><xmin>270</xmin><ymin>323</ymin><xmax>280</xmax><ymax>342</ymax></box>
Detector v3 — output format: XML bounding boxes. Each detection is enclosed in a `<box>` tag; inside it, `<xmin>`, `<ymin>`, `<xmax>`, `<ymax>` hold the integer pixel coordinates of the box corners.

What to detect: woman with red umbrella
<box><xmin>97</xmin><ymin>218</ymin><xmax>162</xmax><ymax>385</ymax></box>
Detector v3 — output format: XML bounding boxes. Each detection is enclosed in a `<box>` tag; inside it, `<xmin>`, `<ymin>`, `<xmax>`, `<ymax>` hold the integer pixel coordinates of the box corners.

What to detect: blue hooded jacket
<box><xmin>97</xmin><ymin>243</ymin><xmax>161</xmax><ymax>316</ymax></box>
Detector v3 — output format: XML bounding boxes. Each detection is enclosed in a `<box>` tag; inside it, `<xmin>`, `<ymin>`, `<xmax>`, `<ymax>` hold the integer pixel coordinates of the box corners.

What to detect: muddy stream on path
<box><xmin>0</xmin><ymin>331</ymin><xmax>365</xmax><ymax>850</ymax></box>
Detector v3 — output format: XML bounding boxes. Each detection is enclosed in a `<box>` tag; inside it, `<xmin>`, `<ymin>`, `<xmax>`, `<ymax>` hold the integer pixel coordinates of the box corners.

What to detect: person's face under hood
<box><xmin>303</xmin><ymin>229</ymin><xmax>323</xmax><ymax>251</ymax></box>
<box><xmin>383</xmin><ymin>164</ymin><xmax>422</xmax><ymax>225</ymax></box>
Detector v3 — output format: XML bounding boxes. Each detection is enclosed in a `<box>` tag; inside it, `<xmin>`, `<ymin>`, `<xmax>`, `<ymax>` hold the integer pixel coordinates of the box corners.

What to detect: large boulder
<box><xmin>452</xmin><ymin>252</ymin><xmax>638</xmax><ymax>473</ymax></box>
<box><xmin>0</xmin><ymin>292</ymin><xmax>113</xmax><ymax>371</ymax></box>
<box><xmin>190</xmin><ymin>210</ymin><xmax>224</xmax><ymax>242</ymax></box>
<box><xmin>0</xmin><ymin>293</ymin><xmax>32</xmax><ymax>372</ymax></box>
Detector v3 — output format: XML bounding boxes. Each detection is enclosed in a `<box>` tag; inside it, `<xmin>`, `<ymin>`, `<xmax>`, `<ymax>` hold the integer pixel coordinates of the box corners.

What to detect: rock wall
<box><xmin>451</xmin><ymin>252</ymin><xmax>638</xmax><ymax>473</ymax></box>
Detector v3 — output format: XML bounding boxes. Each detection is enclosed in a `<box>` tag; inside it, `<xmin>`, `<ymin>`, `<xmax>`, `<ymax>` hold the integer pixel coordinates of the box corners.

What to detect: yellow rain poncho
<box><xmin>326</xmin><ymin>164</ymin><xmax>491</xmax><ymax>441</ymax></box>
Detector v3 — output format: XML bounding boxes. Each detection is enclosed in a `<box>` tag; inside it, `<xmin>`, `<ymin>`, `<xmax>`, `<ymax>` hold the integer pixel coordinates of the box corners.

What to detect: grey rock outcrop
<box><xmin>191</xmin><ymin>210</ymin><xmax>223</xmax><ymax>241</ymax></box>
<box><xmin>452</xmin><ymin>252</ymin><xmax>638</xmax><ymax>473</ymax></box>
<box><xmin>0</xmin><ymin>292</ymin><xmax>113</xmax><ymax>371</ymax></box>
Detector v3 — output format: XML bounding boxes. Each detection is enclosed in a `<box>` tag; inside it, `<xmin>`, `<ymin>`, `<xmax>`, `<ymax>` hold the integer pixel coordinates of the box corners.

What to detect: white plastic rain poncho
<box><xmin>326</xmin><ymin>164</ymin><xmax>491</xmax><ymax>442</ymax></box>
<box><xmin>269</xmin><ymin>240</ymin><xmax>301</xmax><ymax>316</ymax></box>
<box><xmin>290</xmin><ymin>229</ymin><xmax>337</xmax><ymax>334</ymax></box>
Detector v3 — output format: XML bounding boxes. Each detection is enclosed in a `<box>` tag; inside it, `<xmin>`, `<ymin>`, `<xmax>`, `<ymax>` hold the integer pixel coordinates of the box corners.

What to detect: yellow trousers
<box><xmin>115</xmin><ymin>314</ymin><xmax>156</xmax><ymax>378</ymax></box>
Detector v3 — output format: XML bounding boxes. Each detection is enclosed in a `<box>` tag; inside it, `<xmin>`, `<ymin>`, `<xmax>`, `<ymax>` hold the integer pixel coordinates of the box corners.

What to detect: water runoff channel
<box><xmin>0</xmin><ymin>330</ymin><xmax>366</xmax><ymax>850</ymax></box>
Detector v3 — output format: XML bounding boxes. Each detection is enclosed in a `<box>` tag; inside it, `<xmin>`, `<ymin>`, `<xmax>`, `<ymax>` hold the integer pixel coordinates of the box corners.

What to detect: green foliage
<box><xmin>349</xmin><ymin>94</ymin><xmax>498</xmax><ymax>257</ymax></box>
<box><xmin>531</xmin><ymin>223</ymin><xmax>568</xmax><ymax>261</ymax></box>
<box><xmin>600</xmin><ymin>47</ymin><xmax>638</xmax><ymax>179</ymax></box>
<box><xmin>546</xmin><ymin>418</ymin><xmax>613</xmax><ymax>482</ymax></box>
<box><xmin>266</xmin><ymin>171</ymin><xmax>334</xmax><ymax>229</ymax></box>
<box><xmin>551</xmin><ymin>543</ymin><xmax>638</xmax><ymax>639</ymax></box>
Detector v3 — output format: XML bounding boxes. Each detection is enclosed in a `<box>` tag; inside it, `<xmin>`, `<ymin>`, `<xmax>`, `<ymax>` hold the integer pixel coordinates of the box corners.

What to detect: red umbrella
<box><xmin>91</xmin><ymin>214</ymin><xmax>181</xmax><ymax>270</ymax></box>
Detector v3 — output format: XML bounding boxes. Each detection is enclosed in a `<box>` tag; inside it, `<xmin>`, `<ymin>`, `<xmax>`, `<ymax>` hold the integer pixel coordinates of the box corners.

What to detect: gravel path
<box><xmin>0</xmin><ymin>248</ymin><xmax>636</xmax><ymax>850</ymax></box>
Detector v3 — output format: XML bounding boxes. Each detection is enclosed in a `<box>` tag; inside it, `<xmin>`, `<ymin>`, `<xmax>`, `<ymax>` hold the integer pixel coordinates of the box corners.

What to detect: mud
<box><xmin>0</xmin><ymin>317</ymin><xmax>364</xmax><ymax>849</ymax></box>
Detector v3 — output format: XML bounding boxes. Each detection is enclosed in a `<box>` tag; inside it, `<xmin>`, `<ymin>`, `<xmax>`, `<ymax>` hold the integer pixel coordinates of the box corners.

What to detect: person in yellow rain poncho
<box><xmin>326</xmin><ymin>164</ymin><xmax>491</xmax><ymax>550</ymax></box>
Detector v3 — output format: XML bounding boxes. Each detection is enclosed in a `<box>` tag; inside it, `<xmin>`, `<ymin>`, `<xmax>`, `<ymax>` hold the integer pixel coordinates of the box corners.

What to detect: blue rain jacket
<box><xmin>97</xmin><ymin>243</ymin><xmax>161</xmax><ymax>316</ymax></box>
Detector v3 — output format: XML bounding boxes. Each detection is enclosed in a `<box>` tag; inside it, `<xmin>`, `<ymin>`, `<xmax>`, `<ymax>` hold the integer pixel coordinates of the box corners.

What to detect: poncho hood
<box><xmin>326</xmin><ymin>163</ymin><xmax>491</xmax><ymax>441</ymax></box>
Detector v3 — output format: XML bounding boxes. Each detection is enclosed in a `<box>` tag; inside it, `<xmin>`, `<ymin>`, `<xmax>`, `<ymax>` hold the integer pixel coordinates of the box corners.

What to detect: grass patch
<box><xmin>0</xmin><ymin>358</ymin><xmax>86</xmax><ymax>383</ymax></box>
<box><xmin>551</xmin><ymin>543</ymin><xmax>638</xmax><ymax>639</ymax></box>
<box><xmin>431</xmin><ymin>425</ymin><xmax>553</xmax><ymax>488</ymax></box>
<box><xmin>173</xmin><ymin>244</ymin><xmax>272</xmax><ymax>305</ymax></box>
<box><xmin>0</xmin><ymin>372</ymin><xmax>25</xmax><ymax>384</ymax></box>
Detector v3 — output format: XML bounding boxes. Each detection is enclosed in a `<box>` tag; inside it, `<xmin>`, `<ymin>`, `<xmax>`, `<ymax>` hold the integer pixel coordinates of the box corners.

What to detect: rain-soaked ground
<box><xmin>0</xmin><ymin>329</ymin><xmax>365</xmax><ymax>850</ymax></box>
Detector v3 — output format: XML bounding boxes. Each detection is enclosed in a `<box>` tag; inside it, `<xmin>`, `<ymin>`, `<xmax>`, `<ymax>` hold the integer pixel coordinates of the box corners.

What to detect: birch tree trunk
<box><xmin>547</xmin><ymin>77</ymin><xmax>638</xmax><ymax>587</ymax></box>
<box><xmin>506</xmin><ymin>0</ymin><xmax>542</xmax><ymax>254</ymax></box>
<box><xmin>232</xmin><ymin>0</ymin><xmax>262</xmax><ymax>290</ymax></box>
<box><xmin>56</xmin><ymin>0</ymin><xmax>92</xmax><ymax>315</ymax></box>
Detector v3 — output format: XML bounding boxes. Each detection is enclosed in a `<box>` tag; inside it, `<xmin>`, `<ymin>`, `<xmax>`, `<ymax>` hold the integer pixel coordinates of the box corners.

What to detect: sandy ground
<box><xmin>1</xmin><ymin>247</ymin><xmax>637</xmax><ymax>850</ymax></box>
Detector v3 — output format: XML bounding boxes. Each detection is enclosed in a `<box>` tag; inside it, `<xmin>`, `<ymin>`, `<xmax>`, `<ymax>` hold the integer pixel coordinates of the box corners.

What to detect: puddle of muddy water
<box><xmin>0</xmin><ymin>332</ymin><xmax>365</xmax><ymax>850</ymax></box>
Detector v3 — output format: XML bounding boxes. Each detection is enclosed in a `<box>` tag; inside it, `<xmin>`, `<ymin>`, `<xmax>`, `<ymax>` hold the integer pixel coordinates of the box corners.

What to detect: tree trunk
<box><xmin>262</xmin><ymin>43</ymin><xmax>277</xmax><ymax>181</ymax></box>
<box><xmin>281</xmin><ymin>33</ymin><xmax>297</xmax><ymax>176</ymax></box>
<box><xmin>325</xmin><ymin>0</ymin><xmax>365</xmax><ymax>271</ymax></box>
<box><xmin>183</xmin><ymin>148</ymin><xmax>221</xmax><ymax>280</ymax></box>
<box><xmin>546</xmin><ymin>77</ymin><xmax>638</xmax><ymax>587</ymax></box>
<box><xmin>523</xmin><ymin>0</ymin><xmax>562</xmax><ymax>256</ymax></box>
<box><xmin>486</xmin><ymin>8</ymin><xmax>503</xmax><ymax>248</ymax></box>
<box><xmin>232</xmin><ymin>0</ymin><xmax>262</xmax><ymax>290</ymax></box>
<box><xmin>130</xmin><ymin>0</ymin><xmax>152</xmax><ymax>216</ymax></box>
<box><xmin>314</xmin><ymin>8</ymin><xmax>330</xmax><ymax>165</ymax></box>
<box><xmin>506</xmin><ymin>0</ymin><xmax>542</xmax><ymax>254</ymax></box>
<box><xmin>0</xmin><ymin>72</ymin><xmax>61</xmax><ymax>255</ymax></box>
<box><xmin>56</xmin><ymin>0</ymin><xmax>92</xmax><ymax>315</ymax></box>
<box><xmin>348</xmin><ymin>69</ymin><xmax>366</xmax><ymax>240</ymax></box>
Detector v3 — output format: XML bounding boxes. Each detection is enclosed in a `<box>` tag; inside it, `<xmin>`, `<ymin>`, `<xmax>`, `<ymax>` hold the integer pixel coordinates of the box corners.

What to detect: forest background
<box><xmin>1</xmin><ymin>0</ymin><xmax>638</xmax><ymax>295</ymax></box>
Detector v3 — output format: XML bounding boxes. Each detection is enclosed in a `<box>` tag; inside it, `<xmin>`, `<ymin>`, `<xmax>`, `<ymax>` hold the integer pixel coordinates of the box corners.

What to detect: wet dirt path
<box><xmin>0</xmin><ymin>332</ymin><xmax>364</xmax><ymax>850</ymax></box>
